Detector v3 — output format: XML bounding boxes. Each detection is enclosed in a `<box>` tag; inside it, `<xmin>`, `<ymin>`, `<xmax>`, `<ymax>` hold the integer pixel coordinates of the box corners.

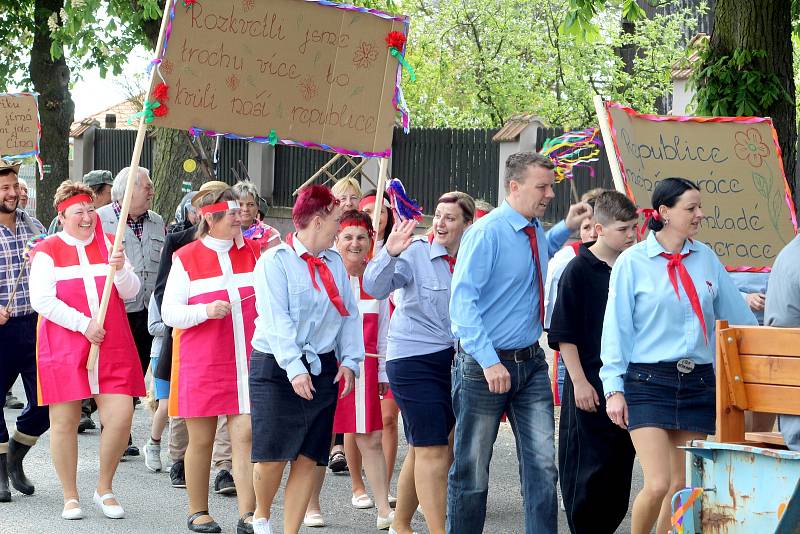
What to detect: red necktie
<box><xmin>287</xmin><ymin>234</ymin><xmax>350</xmax><ymax>317</ymax></box>
<box><xmin>660</xmin><ymin>252</ymin><xmax>707</xmax><ymax>344</ymax></box>
<box><xmin>523</xmin><ymin>226</ymin><xmax>545</xmax><ymax>327</ymax></box>
<box><xmin>428</xmin><ymin>234</ymin><xmax>456</xmax><ymax>273</ymax></box>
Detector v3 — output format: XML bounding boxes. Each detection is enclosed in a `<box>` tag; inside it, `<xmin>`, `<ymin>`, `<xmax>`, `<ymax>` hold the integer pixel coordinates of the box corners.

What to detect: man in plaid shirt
<box><xmin>0</xmin><ymin>159</ymin><xmax>48</xmax><ymax>503</ymax></box>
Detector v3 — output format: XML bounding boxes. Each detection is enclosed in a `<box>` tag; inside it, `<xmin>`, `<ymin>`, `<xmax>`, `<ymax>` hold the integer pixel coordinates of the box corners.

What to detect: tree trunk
<box><xmin>29</xmin><ymin>0</ymin><xmax>73</xmax><ymax>223</ymax></box>
<box><xmin>710</xmin><ymin>0</ymin><xmax>797</xmax><ymax>204</ymax></box>
<box><xmin>150</xmin><ymin>128</ymin><xmax>214</xmax><ymax>220</ymax></box>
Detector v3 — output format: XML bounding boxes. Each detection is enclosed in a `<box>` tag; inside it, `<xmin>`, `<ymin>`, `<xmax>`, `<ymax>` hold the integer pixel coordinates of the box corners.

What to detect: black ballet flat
<box><xmin>188</xmin><ymin>511</ymin><xmax>222</xmax><ymax>533</ymax></box>
<box><xmin>237</xmin><ymin>511</ymin><xmax>255</xmax><ymax>534</ymax></box>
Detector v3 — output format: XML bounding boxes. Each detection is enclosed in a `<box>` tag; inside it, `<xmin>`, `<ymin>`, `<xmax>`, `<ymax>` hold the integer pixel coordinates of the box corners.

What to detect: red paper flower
<box><xmin>152</xmin><ymin>83</ymin><xmax>169</xmax><ymax>101</ymax></box>
<box><xmin>153</xmin><ymin>102</ymin><xmax>169</xmax><ymax>117</ymax></box>
<box><xmin>183</xmin><ymin>0</ymin><xmax>197</xmax><ymax>6</ymax></box>
<box><xmin>385</xmin><ymin>31</ymin><xmax>407</xmax><ymax>50</ymax></box>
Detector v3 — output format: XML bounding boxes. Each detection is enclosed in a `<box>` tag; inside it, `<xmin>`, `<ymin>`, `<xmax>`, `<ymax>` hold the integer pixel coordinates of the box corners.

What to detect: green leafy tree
<box><xmin>400</xmin><ymin>0</ymin><xmax>702</xmax><ymax>129</ymax></box>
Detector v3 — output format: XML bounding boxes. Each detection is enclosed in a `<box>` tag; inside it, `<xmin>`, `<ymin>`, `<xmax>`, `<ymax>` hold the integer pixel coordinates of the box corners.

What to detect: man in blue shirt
<box><xmin>448</xmin><ymin>151</ymin><xmax>590</xmax><ymax>533</ymax></box>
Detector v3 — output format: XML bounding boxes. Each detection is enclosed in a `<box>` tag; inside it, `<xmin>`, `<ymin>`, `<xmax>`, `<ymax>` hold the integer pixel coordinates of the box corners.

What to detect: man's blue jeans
<box><xmin>447</xmin><ymin>349</ymin><xmax>557</xmax><ymax>534</ymax></box>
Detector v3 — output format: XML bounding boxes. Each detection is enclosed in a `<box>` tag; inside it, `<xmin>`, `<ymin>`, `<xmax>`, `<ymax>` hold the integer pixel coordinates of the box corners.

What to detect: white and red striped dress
<box><xmin>333</xmin><ymin>275</ymin><xmax>389</xmax><ymax>434</ymax></box>
<box><xmin>162</xmin><ymin>235</ymin><xmax>260</xmax><ymax>418</ymax></box>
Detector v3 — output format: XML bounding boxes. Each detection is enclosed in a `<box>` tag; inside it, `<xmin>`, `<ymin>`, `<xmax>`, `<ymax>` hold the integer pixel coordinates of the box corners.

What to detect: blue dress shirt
<box><xmin>449</xmin><ymin>200</ymin><xmax>570</xmax><ymax>369</ymax></box>
<box><xmin>729</xmin><ymin>271</ymin><xmax>769</xmax><ymax>325</ymax></box>
<box><xmin>251</xmin><ymin>234</ymin><xmax>365</xmax><ymax>381</ymax></box>
<box><xmin>362</xmin><ymin>237</ymin><xmax>454</xmax><ymax>360</ymax></box>
<box><xmin>599</xmin><ymin>232</ymin><xmax>757</xmax><ymax>395</ymax></box>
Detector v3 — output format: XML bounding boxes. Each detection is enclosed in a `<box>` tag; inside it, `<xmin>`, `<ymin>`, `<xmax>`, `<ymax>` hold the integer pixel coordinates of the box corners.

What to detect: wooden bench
<box><xmin>716</xmin><ymin>320</ymin><xmax>800</xmax><ymax>446</ymax></box>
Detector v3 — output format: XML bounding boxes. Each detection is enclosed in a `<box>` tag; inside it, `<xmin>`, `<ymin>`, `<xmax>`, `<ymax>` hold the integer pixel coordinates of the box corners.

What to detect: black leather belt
<box><xmin>496</xmin><ymin>343</ymin><xmax>540</xmax><ymax>363</ymax></box>
<box><xmin>456</xmin><ymin>340</ymin><xmax>541</xmax><ymax>363</ymax></box>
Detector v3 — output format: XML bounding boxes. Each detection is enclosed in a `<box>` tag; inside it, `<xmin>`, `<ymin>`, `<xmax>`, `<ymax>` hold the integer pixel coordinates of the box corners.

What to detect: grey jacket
<box><xmin>97</xmin><ymin>203</ymin><xmax>165</xmax><ymax>313</ymax></box>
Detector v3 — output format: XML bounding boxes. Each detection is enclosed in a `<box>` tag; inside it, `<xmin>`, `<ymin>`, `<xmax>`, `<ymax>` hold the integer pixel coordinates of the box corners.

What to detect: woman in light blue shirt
<box><xmin>600</xmin><ymin>178</ymin><xmax>756</xmax><ymax>534</ymax></box>
<box><xmin>248</xmin><ymin>185</ymin><xmax>364</xmax><ymax>534</ymax></box>
<box><xmin>363</xmin><ymin>191</ymin><xmax>474</xmax><ymax>534</ymax></box>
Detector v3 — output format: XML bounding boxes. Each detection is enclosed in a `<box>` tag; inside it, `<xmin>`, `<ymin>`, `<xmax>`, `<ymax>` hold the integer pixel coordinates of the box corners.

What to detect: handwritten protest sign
<box><xmin>149</xmin><ymin>0</ymin><xmax>410</xmax><ymax>157</ymax></box>
<box><xmin>0</xmin><ymin>93</ymin><xmax>39</xmax><ymax>158</ymax></box>
<box><xmin>606</xmin><ymin>102</ymin><xmax>797</xmax><ymax>269</ymax></box>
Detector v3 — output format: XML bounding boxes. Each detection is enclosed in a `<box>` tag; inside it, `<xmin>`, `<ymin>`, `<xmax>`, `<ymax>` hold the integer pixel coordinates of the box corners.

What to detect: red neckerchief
<box><xmin>660</xmin><ymin>251</ymin><xmax>707</xmax><ymax>344</ymax></box>
<box><xmin>428</xmin><ymin>234</ymin><xmax>456</xmax><ymax>273</ymax></box>
<box><xmin>286</xmin><ymin>233</ymin><xmax>349</xmax><ymax>317</ymax></box>
<box><xmin>569</xmin><ymin>241</ymin><xmax>581</xmax><ymax>255</ymax></box>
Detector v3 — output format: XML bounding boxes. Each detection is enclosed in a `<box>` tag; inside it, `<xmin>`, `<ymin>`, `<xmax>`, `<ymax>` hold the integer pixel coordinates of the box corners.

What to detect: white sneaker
<box><xmin>61</xmin><ymin>499</ymin><xmax>84</xmax><ymax>520</ymax></box>
<box><xmin>377</xmin><ymin>511</ymin><xmax>395</xmax><ymax>530</ymax></box>
<box><xmin>144</xmin><ymin>438</ymin><xmax>162</xmax><ymax>472</ymax></box>
<box><xmin>253</xmin><ymin>517</ymin><xmax>272</xmax><ymax>534</ymax></box>
<box><xmin>94</xmin><ymin>491</ymin><xmax>125</xmax><ymax>519</ymax></box>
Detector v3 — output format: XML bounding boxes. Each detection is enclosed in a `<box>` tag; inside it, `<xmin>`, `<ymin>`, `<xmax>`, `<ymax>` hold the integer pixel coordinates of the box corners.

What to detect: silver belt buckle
<box><xmin>677</xmin><ymin>358</ymin><xmax>695</xmax><ymax>374</ymax></box>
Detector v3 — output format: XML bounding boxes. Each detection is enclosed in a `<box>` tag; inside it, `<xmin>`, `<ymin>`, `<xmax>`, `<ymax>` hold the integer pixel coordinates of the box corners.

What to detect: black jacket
<box><xmin>153</xmin><ymin>223</ymin><xmax>196</xmax><ymax>381</ymax></box>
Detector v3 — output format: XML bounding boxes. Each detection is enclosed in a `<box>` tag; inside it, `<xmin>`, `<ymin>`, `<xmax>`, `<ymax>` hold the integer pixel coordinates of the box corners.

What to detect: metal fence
<box><xmin>390</xmin><ymin>127</ymin><xmax>501</xmax><ymax>212</ymax></box>
<box><xmin>94</xmin><ymin>129</ymin><xmax>153</xmax><ymax>175</ymax></box>
<box><xmin>91</xmin><ymin>126</ymin><xmax>619</xmax><ymax>224</ymax></box>
<box><xmin>92</xmin><ymin>129</ymin><xmax>248</xmax><ymax>185</ymax></box>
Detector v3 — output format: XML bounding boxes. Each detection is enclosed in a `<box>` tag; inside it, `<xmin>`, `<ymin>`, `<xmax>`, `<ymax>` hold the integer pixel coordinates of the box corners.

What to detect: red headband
<box><xmin>475</xmin><ymin>209</ymin><xmax>488</xmax><ymax>219</ymax></box>
<box><xmin>339</xmin><ymin>219</ymin><xmax>375</xmax><ymax>238</ymax></box>
<box><xmin>57</xmin><ymin>194</ymin><xmax>93</xmax><ymax>213</ymax></box>
<box><xmin>358</xmin><ymin>195</ymin><xmax>391</xmax><ymax>210</ymax></box>
<box><xmin>199</xmin><ymin>200</ymin><xmax>240</xmax><ymax>216</ymax></box>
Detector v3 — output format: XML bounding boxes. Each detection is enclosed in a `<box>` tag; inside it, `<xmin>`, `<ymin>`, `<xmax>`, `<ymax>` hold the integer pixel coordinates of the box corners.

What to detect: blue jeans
<box><xmin>447</xmin><ymin>349</ymin><xmax>557</xmax><ymax>534</ymax></box>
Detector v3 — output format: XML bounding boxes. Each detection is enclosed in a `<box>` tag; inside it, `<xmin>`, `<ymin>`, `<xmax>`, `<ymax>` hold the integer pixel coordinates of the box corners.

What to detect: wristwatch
<box><xmin>604</xmin><ymin>391</ymin><xmax>622</xmax><ymax>400</ymax></box>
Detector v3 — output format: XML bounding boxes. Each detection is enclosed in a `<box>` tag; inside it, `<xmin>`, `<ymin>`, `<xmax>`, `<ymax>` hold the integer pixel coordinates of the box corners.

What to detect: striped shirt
<box><xmin>1</xmin><ymin>209</ymin><xmax>45</xmax><ymax>316</ymax></box>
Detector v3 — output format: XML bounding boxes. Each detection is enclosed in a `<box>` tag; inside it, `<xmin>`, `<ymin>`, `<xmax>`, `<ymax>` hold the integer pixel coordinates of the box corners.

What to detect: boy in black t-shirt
<box><xmin>548</xmin><ymin>191</ymin><xmax>638</xmax><ymax>534</ymax></box>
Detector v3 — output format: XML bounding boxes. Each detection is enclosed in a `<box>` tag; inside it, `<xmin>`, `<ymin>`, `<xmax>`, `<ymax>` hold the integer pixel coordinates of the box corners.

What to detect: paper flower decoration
<box><xmin>385</xmin><ymin>31</ymin><xmax>415</xmax><ymax>81</ymax></box>
<box><xmin>385</xmin><ymin>31</ymin><xmax>407</xmax><ymax>50</ymax></box>
<box><xmin>152</xmin><ymin>83</ymin><xmax>169</xmax><ymax>101</ymax></box>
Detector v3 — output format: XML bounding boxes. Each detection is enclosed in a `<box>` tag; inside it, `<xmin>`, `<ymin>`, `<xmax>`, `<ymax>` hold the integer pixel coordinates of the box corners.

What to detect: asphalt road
<box><xmin>2</xmin><ymin>342</ymin><xmax>643</xmax><ymax>534</ymax></box>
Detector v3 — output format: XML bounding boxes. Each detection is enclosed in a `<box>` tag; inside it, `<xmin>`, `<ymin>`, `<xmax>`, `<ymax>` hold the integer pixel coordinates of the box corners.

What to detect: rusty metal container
<box><xmin>676</xmin><ymin>440</ymin><xmax>800</xmax><ymax>533</ymax></box>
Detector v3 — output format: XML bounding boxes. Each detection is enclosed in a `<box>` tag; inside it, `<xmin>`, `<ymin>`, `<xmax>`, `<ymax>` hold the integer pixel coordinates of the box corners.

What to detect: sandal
<box><xmin>187</xmin><ymin>511</ymin><xmax>222</xmax><ymax>533</ymax></box>
<box><xmin>351</xmin><ymin>493</ymin><xmax>375</xmax><ymax>509</ymax></box>
<box><xmin>328</xmin><ymin>450</ymin><xmax>348</xmax><ymax>473</ymax></box>
<box><xmin>237</xmin><ymin>511</ymin><xmax>255</xmax><ymax>534</ymax></box>
<box><xmin>303</xmin><ymin>512</ymin><xmax>326</xmax><ymax>527</ymax></box>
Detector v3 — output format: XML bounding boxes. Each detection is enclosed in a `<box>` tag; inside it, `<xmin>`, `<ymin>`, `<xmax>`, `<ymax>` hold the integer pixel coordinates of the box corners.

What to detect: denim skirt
<box><xmin>624</xmin><ymin>362</ymin><xmax>715</xmax><ymax>434</ymax></box>
<box><xmin>386</xmin><ymin>347</ymin><xmax>455</xmax><ymax>447</ymax></box>
<box><xmin>249</xmin><ymin>349</ymin><xmax>338</xmax><ymax>466</ymax></box>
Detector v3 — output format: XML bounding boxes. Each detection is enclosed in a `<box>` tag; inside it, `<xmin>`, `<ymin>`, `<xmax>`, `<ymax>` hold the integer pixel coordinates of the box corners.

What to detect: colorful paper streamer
<box><xmin>540</xmin><ymin>128</ymin><xmax>603</xmax><ymax>184</ymax></box>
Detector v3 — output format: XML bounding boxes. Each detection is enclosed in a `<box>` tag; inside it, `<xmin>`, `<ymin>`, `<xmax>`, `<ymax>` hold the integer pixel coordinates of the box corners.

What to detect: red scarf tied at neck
<box><xmin>287</xmin><ymin>233</ymin><xmax>350</xmax><ymax>317</ymax></box>
<box><xmin>428</xmin><ymin>234</ymin><xmax>456</xmax><ymax>273</ymax></box>
<box><xmin>660</xmin><ymin>251</ymin><xmax>707</xmax><ymax>344</ymax></box>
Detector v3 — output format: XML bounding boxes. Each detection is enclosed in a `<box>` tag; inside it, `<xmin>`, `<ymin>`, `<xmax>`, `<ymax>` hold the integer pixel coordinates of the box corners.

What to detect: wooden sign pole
<box><xmin>292</xmin><ymin>153</ymin><xmax>342</xmax><ymax>196</ymax></box>
<box><xmin>592</xmin><ymin>95</ymin><xmax>627</xmax><ymax>195</ymax></box>
<box><xmin>87</xmin><ymin>0</ymin><xmax>172</xmax><ymax>371</ymax></box>
<box><xmin>370</xmin><ymin>158</ymin><xmax>390</xmax><ymax>256</ymax></box>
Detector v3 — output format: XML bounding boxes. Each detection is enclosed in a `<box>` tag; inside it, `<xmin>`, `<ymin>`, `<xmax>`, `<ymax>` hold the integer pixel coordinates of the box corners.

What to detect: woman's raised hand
<box><xmin>385</xmin><ymin>219</ymin><xmax>417</xmax><ymax>258</ymax></box>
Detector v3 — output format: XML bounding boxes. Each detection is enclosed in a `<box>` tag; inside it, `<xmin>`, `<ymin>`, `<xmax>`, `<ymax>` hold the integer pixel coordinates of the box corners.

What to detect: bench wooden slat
<box><xmin>740</xmin><ymin>355</ymin><xmax>800</xmax><ymax>386</ymax></box>
<box><xmin>716</xmin><ymin>321</ymin><xmax>745</xmax><ymax>442</ymax></box>
<box><xmin>743</xmin><ymin>384</ymin><xmax>800</xmax><ymax>416</ymax></box>
<box><xmin>719</xmin><ymin>327</ymin><xmax>749</xmax><ymax>409</ymax></box>
<box><xmin>736</xmin><ymin>327</ymin><xmax>800</xmax><ymax>357</ymax></box>
<box><xmin>744</xmin><ymin>432</ymin><xmax>787</xmax><ymax>446</ymax></box>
